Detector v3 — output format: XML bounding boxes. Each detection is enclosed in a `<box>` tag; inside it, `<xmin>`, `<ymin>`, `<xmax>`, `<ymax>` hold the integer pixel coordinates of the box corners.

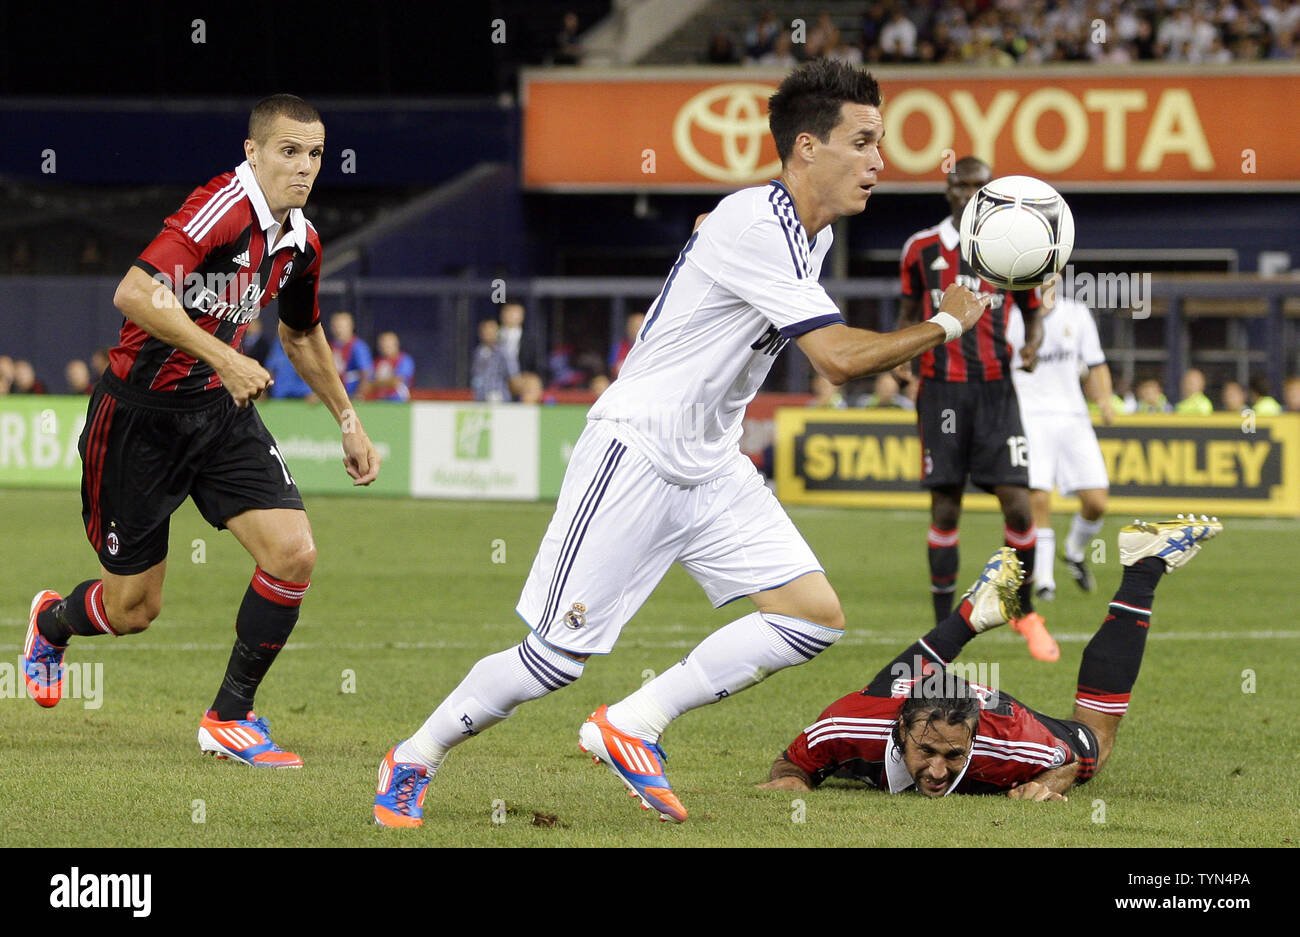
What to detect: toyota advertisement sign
<box><xmin>521</xmin><ymin>65</ymin><xmax>1300</xmax><ymax>191</ymax></box>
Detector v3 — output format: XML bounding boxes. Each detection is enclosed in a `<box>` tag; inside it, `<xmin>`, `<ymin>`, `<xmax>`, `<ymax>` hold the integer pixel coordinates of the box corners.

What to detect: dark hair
<box><xmin>768</xmin><ymin>60</ymin><xmax>881</xmax><ymax>164</ymax></box>
<box><xmin>248</xmin><ymin>94</ymin><xmax>322</xmax><ymax>143</ymax></box>
<box><xmin>948</xmin><ymin>156</ymin><xmax>991</xmax><ymax>180</ymax></box>
<box><xmin>892</xmin><ymin>693</ymin><xmax>980</xmax><ymax>752</ymax></box>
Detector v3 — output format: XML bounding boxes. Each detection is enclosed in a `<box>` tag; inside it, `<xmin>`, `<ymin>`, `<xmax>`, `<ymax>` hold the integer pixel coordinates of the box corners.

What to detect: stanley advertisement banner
<box><xmin>775</xmin><ymin>410</ymin><xmax>1300</xmax><ymax>516</ymax></box>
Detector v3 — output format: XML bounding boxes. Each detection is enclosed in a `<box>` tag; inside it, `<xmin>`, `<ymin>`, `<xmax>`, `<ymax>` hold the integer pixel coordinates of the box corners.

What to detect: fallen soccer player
<box><xmin>761</xmin><ymin>515</ymin><xmax>1222</xmax><ymax>800</ymax></box>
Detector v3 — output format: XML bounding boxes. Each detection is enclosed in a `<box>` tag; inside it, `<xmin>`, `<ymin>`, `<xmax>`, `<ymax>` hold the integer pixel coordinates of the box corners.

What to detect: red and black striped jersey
<box><xmin>783</xmin><ymin>672</ymin><xmax>1074</xmax><ymax>795</ymax></box>
<box><xmin>114</xmin><ymin>160</ymin><xmax>322</xmax><ymax>399</ymax></box>
<box><xmin>900</xmin><ymin>216</ymin><xmax>1039</xmax><ymax>383</ymax></box>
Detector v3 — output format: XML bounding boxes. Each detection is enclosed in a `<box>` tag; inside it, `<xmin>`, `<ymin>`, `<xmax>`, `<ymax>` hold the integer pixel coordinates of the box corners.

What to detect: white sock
<box><xmin>1065</xmin><ymin>514</ymin><xmax>1104</xmax><ymax>562</ymax></box>
<box><xmin>1035</xmin><ymin>527</ymin><xmax>1057</xmax><ymax>590</ymax></box>
<box><xmin>607</xmin><ymin>612</ymin><xmax>843</xmax><ymax>742</ymax></box>
<box><xmin>396</xmin><ymin>633</ymin><xmax>584</xmax><ymax>770</ymax></box>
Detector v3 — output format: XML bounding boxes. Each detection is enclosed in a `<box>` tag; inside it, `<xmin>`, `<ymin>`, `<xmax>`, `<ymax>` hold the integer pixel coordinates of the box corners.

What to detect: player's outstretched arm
<box><xmin>797</xmin><ymin>284</ymin><xmax>991</xmax><ymax>384</ymax></box>
<box><xmin>1007</xmin><ymin>762</ymin><xmax>1079</xmax><ymax>802</ymax></box>
<box><xmin>280</xmin><ymin>321</ymin><xmax>382</xmax><ymax>485</ymax></box>
<box><xmin>757</xmin><ymin>756</ymin><xmax>814</xmax><ymax>792</ymax></box>
<box><xmin>113</xmin><ymin>266</ymin><xmax>272</xmax><ymax>407</ymax></box>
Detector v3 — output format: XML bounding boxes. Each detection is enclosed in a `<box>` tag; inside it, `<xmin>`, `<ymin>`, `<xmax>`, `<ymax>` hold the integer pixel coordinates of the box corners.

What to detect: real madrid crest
<box><xmin>563</xmin><ymin>602</ymin><xmax>587</xmax><ymax>630</ymax></box>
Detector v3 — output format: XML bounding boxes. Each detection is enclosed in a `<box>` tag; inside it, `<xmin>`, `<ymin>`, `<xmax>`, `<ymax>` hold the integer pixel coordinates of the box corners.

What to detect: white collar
<box><xmin>884</xmin><ymin>730</ymin><xmax>973</xmax><ymax>796</ymax></box>
<box><xmin>939</xmin><ymin>216</ymin><xmax>960</xmax><ymax>252</ymax></box>
<box><xmin>235</xmin><ymin>160</ymin><xmax>307</xmax><ymax>254</ymax></box>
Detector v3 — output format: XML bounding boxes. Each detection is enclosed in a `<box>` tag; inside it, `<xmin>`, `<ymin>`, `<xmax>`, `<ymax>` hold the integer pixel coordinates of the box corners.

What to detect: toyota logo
<box><xmin>672</xmin><ymin>83</ymin><xmax>781</xmax><ymax>184</ymax></box>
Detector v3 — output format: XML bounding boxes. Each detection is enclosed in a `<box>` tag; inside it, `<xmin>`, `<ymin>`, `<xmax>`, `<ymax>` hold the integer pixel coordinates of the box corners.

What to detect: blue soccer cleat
<box><xmin>23</xmin><ymin>590</ymin><xmax>65</xmax><ymax>708</ymax></box>
<box><xmin>374</xmin><ymin>746</ymin><xmax>430</xmax><ymax>828</ymax></box>
<box><xmin>578</xmin><ymin>704</ymin><xmax>687</xmax><ymax>823</ymax></box>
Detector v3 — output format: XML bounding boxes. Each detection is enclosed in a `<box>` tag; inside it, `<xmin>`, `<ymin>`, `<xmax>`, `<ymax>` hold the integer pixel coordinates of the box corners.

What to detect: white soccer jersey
<box><xmin>588</xmin><ymin>180</ymin><xmax>844</xmax><ymax>485</ymax></box>
<box><xmin>1006</xmin><ymin>297</ymin><xmax>1105</xmax><ymax>417</ymax></box>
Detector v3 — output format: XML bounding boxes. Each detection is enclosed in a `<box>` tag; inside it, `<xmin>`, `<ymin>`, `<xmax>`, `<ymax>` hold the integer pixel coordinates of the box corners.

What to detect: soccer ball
<box><xmin>958</xmin><ymin>175</ymin><xmax>1074</xmax><ymax>290</ymax></box>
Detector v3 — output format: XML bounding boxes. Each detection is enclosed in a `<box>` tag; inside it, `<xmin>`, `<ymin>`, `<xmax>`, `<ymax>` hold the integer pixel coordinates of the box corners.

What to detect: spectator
<box><xmin>879</xmin><ymin>7</ymin><xmax>918</xmax><ymax>60</ymax></box>
<box><xmin>8</xmin><ymin>239</ymin><xmax>34</xmax><ymax>274</ymax></box>
<box><xmin>808</xmin><ymin>373</ymin><xmax>846</xmax><ymax>408</ymax></box>
<box><xmin>609</xmin><ymin>311</ymin><xmax>645</xmax><ymax>378</ymax></box>
<box><xmin>1134</xmin><ymin>377</ymin><xmax>1171</xmax><ymax>414</ymax></box>
<box><xmin>552</xmin><ymin>11</ymin><xmax>584</xmax><ymax>66</ymax></box>
<box><xmin>588</xmin><ymin>373</ymin><xmax>611</xmax><ymax>397</ymax></box>
<box><xmin>1114</xmin><ymin>375</ymin><xmax>1138</xmax><ymax>414</ymax></box>
<box><xmin>329</xmin><ymin>311</ymin><xmax>373</xmax><ymax>398</ymax></box>
<box><xmin>499</xmin><ymin>302</ymin><xmax>546</xmax><ymax>380</ymax></box>
<box><xmin>471</xmin><ymin>318</ymin><xmax>512</xmax><ymax>402</ymax></box>
<box><xmin>369</xmin><ymin>331</ymin><xmax>415</xmax><ymax>402</ymax></box>
<box><xmin>757</xmin><ymin>33</ymin><xmax>799</xmax><ymax>67</ymax></box>
<box><xmin>11</xmin><ymin>359</ymin><xmax>46</xmax><ymax>394</ymax></box>
<box><xmin>77</xmin><ymin>237</ymin><xmax>107</xmax><ymax>274</ymax></box>
<box><xmin>704</xmin><ymin>30</ymin><xmax>740</xmax><ymax>64</ymax></box>
<box><xmin>65</xmin><ymin>359</ymin><xmax>93</xmax><ymax>395</ymax></box>
<box><xmin>0</xmin><ymin>355</ymin><xmax>14</xmax><ymax>394</ymax></box>
<box><xmin>89</xmin><ymin>347</ymin><xmax>110</xmax><ymax>383</ymax></box>
<box><xmin>805</xmin><ymin>10</ymin><xmax>838</xmax><ymax>58</ymax></box>
<box><xmin>1283</xmin><ymin>376</ymin><xmax>1300</xmax><ymax>412</ymax></box>
<box><xmin>511</xmin><ymin>371</ymin><xmax>548</xmax><ymax>404</ymax></box>
<box><xmin>823</xmin><ymin>28</ymin><xmax>864</xmax><ymax>65</ymax></box>
<box><xmin>265</xmin><ymin>335</ymin><xmax>314</xmax><ymax>399</ymax></box>
<box><xmin>859</xmin><ymin>372</ymin><xmax>915</xmax><ymax>409</ymax></box>
<box><xmin>1249</xmin><ymin>375</ymin><xmax>1282</xmax><ymax>415</ymax></box>
<box><xmin>744</xmin><ymin>8</ymin><xmax>781</xmax><ymax>60</ymax></box>
<box><xmin>1174</xmin><ymin>368</ymin><xmax>1214</xmax><ymax>414</ymax></box>
<box><xmin>1221</xmin><ymin>380</ymin><xmax>1248</xmax><ymax>412</ymax></box>
<box><xmin>242</xmin><ymin>316</ymin><xmax>273</xmax><ymax>365</ymax></box>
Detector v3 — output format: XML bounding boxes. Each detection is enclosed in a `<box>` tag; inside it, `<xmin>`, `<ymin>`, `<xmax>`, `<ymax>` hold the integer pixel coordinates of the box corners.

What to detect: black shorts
<box><xmin>916</xmin><ymin>378</ymin><xmax>1030</xmax><ymax>492</ymax></box>
<box><xmin>1028</xmin><ymin>709</ymin><xmax>1100</xmax><ymax>784</ymax></box>
<box><xmin>79</xmin><ymin>372</ymin><xmax>304</xmax><ymax>575</ymax></box>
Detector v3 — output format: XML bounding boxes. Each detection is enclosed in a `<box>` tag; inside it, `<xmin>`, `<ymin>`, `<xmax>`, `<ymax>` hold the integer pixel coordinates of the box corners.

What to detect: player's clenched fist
<box><xmin>218</xmin><ymin>353</ymin><xmax>274</xmax><ymax>407</ymax></box>
<box><xmin>938</xmin><ymin>283</ymin><xmax>992</xmax><ymax>333</ymax></box>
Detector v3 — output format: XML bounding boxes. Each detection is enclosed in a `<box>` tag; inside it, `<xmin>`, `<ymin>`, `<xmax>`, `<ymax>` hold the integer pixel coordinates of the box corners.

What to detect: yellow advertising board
<box><xmin>775</xmin><ymin>409</ymin><xmax>1300</xmax><ymax>516</ymax></box>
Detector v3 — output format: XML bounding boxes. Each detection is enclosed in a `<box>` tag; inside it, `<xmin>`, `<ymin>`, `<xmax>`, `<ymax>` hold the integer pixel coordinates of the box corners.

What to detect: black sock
<box><xmin>1076</xmin><ymin>557</ymin><xmax>1165</xmax><ymax>708</ymax></box>
<box><xmin>928</xmin><ymin>526</ymin><xmax>959</xmax><ymax>624</ymax></box>
<box><xmin>918</xmin><ymin>605</ymin><xmax>981</xmax><ymax>663</ymax></box>
<box><xmin>37</xmin><ymin>580</ymin><xmax>112</xmax><ymax>644</ymax></box>
<box><xmin>1006</xmin><ymin>526</ymin><xmax>1036</xmax><ymax>615</ymax></box>
<box><xmin>210</xmin><ymin>568</ymin><xmax>308</xmax><ymax>721</ymax></box>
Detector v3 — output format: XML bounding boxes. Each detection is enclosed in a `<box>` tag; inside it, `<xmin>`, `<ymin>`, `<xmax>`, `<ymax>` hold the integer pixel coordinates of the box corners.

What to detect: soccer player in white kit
<box><xmin>1006</xmin><ymin>291</ymin><xmax>1114</xmax><ymax>599</ymax></box>
<box><xmin>374</xmin><ymin>61</ymin><xmax>993</xmax><ymax>827</ymax></box>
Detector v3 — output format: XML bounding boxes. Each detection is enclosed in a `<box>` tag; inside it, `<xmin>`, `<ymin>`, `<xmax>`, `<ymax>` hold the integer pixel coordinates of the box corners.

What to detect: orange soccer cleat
<box><xmin>197</xmin><ymin>710</ymin><xmax>303</xmax><ymax>768</ymax></box>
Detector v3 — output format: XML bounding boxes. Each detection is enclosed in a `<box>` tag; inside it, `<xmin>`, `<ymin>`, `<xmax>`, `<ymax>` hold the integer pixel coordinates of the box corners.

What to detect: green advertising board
<box><xmin>0</xmin><ymin>396</ymin><xmax>88</xmax><ymax>488</ymax></box>
<box><xmin>257</xmin><ymin>401</ymin><xmax>411</xmax><ymax>497</ymax></box>
<box><xmin>538</xmin><ymin>404</ymin><xmax>590</xmax><ymax>497</ymax></box>
<box><xmin>0</xmin><ymin>397</ymin><xmax>411</xmax><ymax>498</ymax></box>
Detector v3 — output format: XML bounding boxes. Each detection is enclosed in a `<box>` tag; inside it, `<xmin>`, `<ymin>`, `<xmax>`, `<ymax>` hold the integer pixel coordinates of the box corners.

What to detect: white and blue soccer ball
<box><xmin>959</xmin><ymin>175</ymin><xmax>1074</xmax><ymax>291</ymax></box>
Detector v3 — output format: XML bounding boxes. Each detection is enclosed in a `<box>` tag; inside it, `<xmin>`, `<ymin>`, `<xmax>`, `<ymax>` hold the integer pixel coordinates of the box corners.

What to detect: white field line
<box><xmin>0</xmin><ymin>627</ymin><xmax>1296</xmax><ymax>655</ymax></box>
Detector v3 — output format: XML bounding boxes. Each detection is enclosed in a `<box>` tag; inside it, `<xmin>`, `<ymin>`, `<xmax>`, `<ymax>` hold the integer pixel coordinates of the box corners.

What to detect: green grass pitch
<box><xmin>2</xmin><ymin>488</ymin><xmax>1296</xmax><ymax>847</ymax></box>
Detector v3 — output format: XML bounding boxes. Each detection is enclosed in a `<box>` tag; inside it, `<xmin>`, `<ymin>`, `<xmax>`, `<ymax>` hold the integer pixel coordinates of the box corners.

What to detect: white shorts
<box><xmin>1023</xmin><ymin>411</ymin><xmax>1110</xmax><ymax>495</ymax></box>
<box><xmin>516</xmin><ymin>420</ymin><xmax>823</xmax><ymax>655</ymax></box>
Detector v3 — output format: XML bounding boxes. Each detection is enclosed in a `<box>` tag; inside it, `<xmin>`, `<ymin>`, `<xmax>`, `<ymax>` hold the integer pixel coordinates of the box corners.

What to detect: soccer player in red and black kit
<box><xmin>897</xmin><ymin>155</ymin><xmax>1056</xmax><ymax>661</ymax></box>
<box><xmin>762</xmin><ymin>515</ymin><xmax>1221</xmax><ymax>800</ymax></box>
<box><xmin>21</xmin><ymin>95</ymin><xmax>381</xmax><ymax>766</ymax></box>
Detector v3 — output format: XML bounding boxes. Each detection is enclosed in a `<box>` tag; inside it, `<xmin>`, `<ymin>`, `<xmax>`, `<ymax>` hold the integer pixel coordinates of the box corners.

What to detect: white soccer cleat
<box><xmin>960</xmin><ymin>547</ymin><xmax>1024</xmax><ymax>633</ymax></box>
<box><xmin>1118</xmin><ymin>514</ymin><xmax>1223</xmax><ymax>571</ymax></box>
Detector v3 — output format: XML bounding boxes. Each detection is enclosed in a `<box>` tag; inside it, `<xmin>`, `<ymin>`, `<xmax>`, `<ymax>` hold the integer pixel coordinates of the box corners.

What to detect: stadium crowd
<box><xmin>704</xmin><ymin>0</ymin><xmax>1300</xmax><ymax>67</ymax></box>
